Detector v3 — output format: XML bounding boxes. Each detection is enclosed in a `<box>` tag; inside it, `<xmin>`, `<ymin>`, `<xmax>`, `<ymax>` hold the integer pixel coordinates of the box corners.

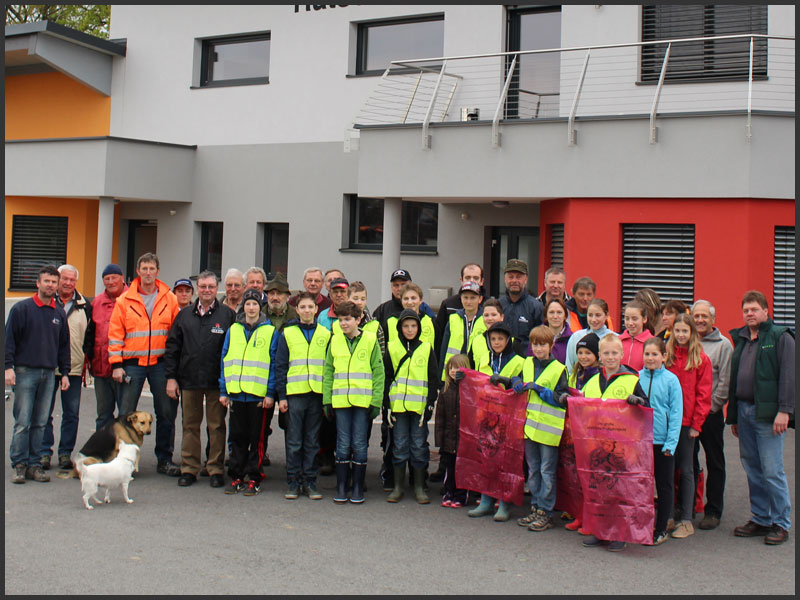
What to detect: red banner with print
<box><xmin>555</xmin><ymin>410</ymin><xmax>583</xmax><ymax>518</ymax></box>
<box><xmin>568</xmin><ymin>397</ymin><xmax>654</xmax><ymax>545</ymax></box>
<box><xmin>456</xmin><ymin>369</ymin><xmax>527</xmax><ymax>505</ymax></box>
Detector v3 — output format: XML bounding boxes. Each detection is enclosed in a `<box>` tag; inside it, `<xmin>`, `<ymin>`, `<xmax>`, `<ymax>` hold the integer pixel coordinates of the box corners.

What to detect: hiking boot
<box><xmin>40</xmin><ymin>455</ymin><xmax>51</xmax><ymax>471</ymax></box>
<box><xmin>698</xmin><ymin>514</ymin><xmax>720</xmax><ymax>530</ymax></box>
<box><xmin>11</xmin><ymin>463</ymin><xmax>26</xmax><ymax>484</ymax></box>
<box><xmin>225</xmin><ymin>478</ymin><xmax>244</xmax><ymax>494</ymax></box>
<box><xmin>607</xmin><ymin>540</ymin><xmax>627</xmax><ymax>552</ymax></box>
<box><xmin>528</xmin><ymin>511</ymin><xmax>555</xmax><ymax>532</ymax></box>
<box><xmin>305</xmin><ymin>482</ymin><xmax>323</xmax><ymax>500</ymax></box>
<box><xmin>671</xmin><ymin>521</ymin><xmax>695</xmax><ymax>539</ymax></box>
<box><xmin>26</xmin><ymin>466</ymin><xmax>50</xmax><ymax>482</ymax></box>
<box><xmin>518</xmin><ymin>507</ymin><xmax>542</xmax><ymax>527</ymax></box>
<box><xmin>734</xmin><ymin>521</ymin><xmax>772</xmax><ymax>537</ymax></box>
<box><xmin>285</xmin><ymin>482</ymin><xmax>301</xmax><ymax>500</ymax></box>
<box><xmin>243</xmin><ymin>479</ymin><xmax>261</xmax><ymax>496</ymax></box>
<box><xmin>765</xmin><ymin>525</ymin><xmax>789</xmax><ymax>545</ymax></box>
<box><xmin>157</xmin><ymin>461</ymin><xmax>181</xmax><ymax>477</ymax></box>
<box><xmin>58</xmin><ymin>455</ymin><xmax>73</xmax><ymax>470</ymax></box>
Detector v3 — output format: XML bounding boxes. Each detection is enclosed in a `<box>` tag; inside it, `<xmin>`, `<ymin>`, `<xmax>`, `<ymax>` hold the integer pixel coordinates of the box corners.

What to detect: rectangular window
<box><xmin>620</xmin><ymin>224</ymin><xmax>695</xmax><ymax>322</ymax></box>
<box><xmin>549</xmin><ymin>224</ymin><xmax>565</xmax><ymax>270</ymax></box>
<box><xmin>348</xmin><ymin>196</ymin><xmax>438</xmax><ymax>252</ymax></box>
<box><xmin>356</xmin><ymin>15</ymin><xmax>444</xmax><ymax>75</ymax></box>
<box><xmin>261</xmin><ymin>223</ymin><xmax>289</xmax><ymax>279</ymax></box>
<box><xmin>773</xmin><ymin>226</ymin><xmax>795</xmax><ymax>328</ymax></box>
<box><xmin>199</xmin><ymin>222</ymin><xmax>223</xmax><ymax>277</ymax></box>
<box><xmin>641</xmin><ymin>5</ymin><xmax>768</xmax><ymax>83</ymax></box>
<box><xmin>200</xmin><ymin>32</ymin><xmax>270</xmax><ymax>87</ymax></box>
<box><xmin>9</xmin><ymin>215</ymin><xmax>68</xmax><ymax>291</ymax></box>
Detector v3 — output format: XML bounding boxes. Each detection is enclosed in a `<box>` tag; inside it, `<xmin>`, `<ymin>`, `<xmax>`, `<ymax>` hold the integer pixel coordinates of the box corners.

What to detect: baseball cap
<box><xmin>173</xmin><ymin>278</ymin><xmax>193</xmax><ymax>291</ymax></box>
<box><xmin>390</xmin><ymin>269</ymin><xmax>411</xmax><ymax>282</ymax></box>
<box><xmin>330</xmin><ymin>277</ymin><xmax>349</xmax><ymax>290</ymax></box>
<box><xmin>503</xmin><ymin>259</ymin><xmax>528</xmax><ymax>275</ymax></box>
<box><xmin>459</xmin><ymin>281</ymin><xmax>481</xmax><ymax>295</ymax></box>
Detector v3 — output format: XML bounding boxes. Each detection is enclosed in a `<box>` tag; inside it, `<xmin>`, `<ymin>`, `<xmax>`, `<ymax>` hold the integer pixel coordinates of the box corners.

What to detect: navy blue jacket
<box><xmin>5</xmin><ymin>295</ymin><xmax>70</xmax><ymax>375</ymax></box>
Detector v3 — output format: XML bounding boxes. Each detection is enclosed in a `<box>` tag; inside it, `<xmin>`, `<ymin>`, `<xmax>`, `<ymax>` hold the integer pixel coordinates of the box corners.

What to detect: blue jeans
<box><xmin>391</xmin><ymin>412</ymin><xmax>429</xmax><ymax>469</ymax></box>
<box><xmin>737</xmin><ymin>402</ymin><xmax>792</xmax><ymax>531</ymax></box>
<box><xmin>120</xmin><ymin>361</ymin><xmax>178</xmax><ymax>464</ymax></box>
<box><xmin>524</xmin><ymin>439</ymin><xmax>559</xmax><ymax>513</ymax></box>
<box><xmin>9</xmin><ymin>367</ymin><xmax>56</xmax><ymax>467</ymax></box>
<box><xmin>285</xmin><ymin>393</ymin><xmax>323</xmax><ymax>484</ymax></box>
<box><xmin>94</xmin><ymin>376</ymin><xmax>123</xmax><ymax>430</ymax></box>
<box><xmin>334</xmin><ymin>406</ymin><xmax>370</xmax><ymax>464</ymax></box>
<box><xmin>41</xmin><ymin>374</ymin><xmax>82</xmax><ymax>457</ymax></box>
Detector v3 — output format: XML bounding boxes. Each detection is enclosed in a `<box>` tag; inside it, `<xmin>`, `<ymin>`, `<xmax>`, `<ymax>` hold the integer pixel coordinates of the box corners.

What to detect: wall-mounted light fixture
<box><xmin>491</xmin><ymin>201</ymin><xmax>510</xmax><ymax>208</ymax></box>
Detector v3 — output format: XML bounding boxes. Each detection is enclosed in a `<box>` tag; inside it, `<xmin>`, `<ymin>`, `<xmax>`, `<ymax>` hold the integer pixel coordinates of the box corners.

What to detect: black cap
<box><xmin>390</xmin><ymin>269</ymin><xmax>411</xmax><ymax>282</ymax></box>
<box><xmin>241</xmin><ymin>289</ymin><xmax>263</xmax><ymax>306</ymax></box>
<box><xmin>576</xmin><ymin>332</ymin><xmax>600</xmax><ymax>359</ymax></box>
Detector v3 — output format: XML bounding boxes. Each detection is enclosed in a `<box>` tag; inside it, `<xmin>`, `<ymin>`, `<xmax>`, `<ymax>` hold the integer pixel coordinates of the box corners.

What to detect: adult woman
<box><xmin>534</xmin><ymin>298</ymin><xmax>572</xmax><ymax>364</ymax></box>
<box><xmin>564</xmin><ymin>298</ymin><xmax>617</xmax><ymax>373</ymax></box>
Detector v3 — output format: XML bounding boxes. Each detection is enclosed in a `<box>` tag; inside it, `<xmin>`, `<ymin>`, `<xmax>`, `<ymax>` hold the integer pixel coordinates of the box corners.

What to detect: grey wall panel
<box><xmin>104</xmin><ymin>139</ymin><xmax>195</xmax><ymax>202</ymax></box>
<box><xmin>5</xmin><ymin>140</ymin><xmax>108</xmax><ymax>197</ymax></box>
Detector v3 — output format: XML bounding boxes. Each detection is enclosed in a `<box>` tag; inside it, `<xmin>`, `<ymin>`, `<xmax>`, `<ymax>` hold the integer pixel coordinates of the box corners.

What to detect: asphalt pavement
<box><xmin>4</xmin><ymin>386</ymin><xmax>795</xmax><ymax>595</ymax></box>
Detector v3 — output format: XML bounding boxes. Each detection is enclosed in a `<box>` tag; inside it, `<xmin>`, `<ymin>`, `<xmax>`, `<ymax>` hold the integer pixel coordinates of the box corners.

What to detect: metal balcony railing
<box><xmin>351</xmin><ymin>34</ymin><xmax>795</xmax><ymax>148</ymax></box>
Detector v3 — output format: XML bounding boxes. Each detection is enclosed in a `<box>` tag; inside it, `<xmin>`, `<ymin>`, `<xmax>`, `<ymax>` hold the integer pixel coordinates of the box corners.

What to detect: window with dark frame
<box><xmin>199</xmin><ymin>222</ymin><xmax>223</xmax><ymax>277</ymax></box>
<box><xmin>348</xmin><ymin>196</ymin><xmax>438</xmax><ymax>252</ymax></box>
<box><xmin>200</xmin><ymin>32</ymin><xmax>270</xmax><ymax>87</ymax></box>
<box><xmin>9</xmin><ymin>215</ymin><xmax>68</xmax><ymax>291</ymax></box>
<box><xmin>355</xmin><ymin>14</ymin><xmax>444</xmax><ymax>75</ymax></box>
<box><xmin>261</xmin><ymin>222</ymin><xmax>289</xmax><ymax>279</ymax></box>
<box><xmin>641</xmin><ymin>5</ymin><xmax>768</xmax><ymax>83</ymax></box>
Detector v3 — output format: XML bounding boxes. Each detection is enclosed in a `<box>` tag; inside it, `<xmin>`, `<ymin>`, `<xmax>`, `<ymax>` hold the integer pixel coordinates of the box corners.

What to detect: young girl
<box><xmin>535</xmin><ymin>298</ymin><xmax>573</xmax><ymax>365</ymax></box>
<box><xmin>665</xmin><ymin>314</ymin><xmax>712</xmax><ymax>539</ymax></box>
<box><xmin>639</xmin><ymin>337</ymin><xmax>683</xmax><ymax>545</ymax></box>
<box><xmin>657</xmin><ymin>299</ymin><xmax>689</xmax><ymax>340</ymax></box>
<box><xmin>619</xmin><ymin>299</ymin><xmax>654</xmax><ymax>371</ymax></box>
<box><xmin>568</xmin><ymin>332</ymin><xmax>601</xmax><ymax>391</ymax></box>
<box><xmin>565</xmin><ymin>298</ymin><xmax>616</xmax><ymax>374</ymax></box>
<box><xmin>634</xmin><ymin>288</ymin><xmax>663</xmax><ymax>339</ymax></box>
<box><xmin>435</xmin><ymin>354</ymin><xmax>471</xmax><ymax>508</ymax></box>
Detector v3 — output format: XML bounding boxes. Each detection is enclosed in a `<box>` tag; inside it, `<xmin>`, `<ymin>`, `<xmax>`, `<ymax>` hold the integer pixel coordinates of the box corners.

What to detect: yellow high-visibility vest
<box><xmin>284</xmin><ymin>324</ymin><xmax>331</xmax><ymax>395</ymax></box>
<box><xmin>223</xmin><ymin>322</ymin><xmax>275</xmax><ymax>396</ymax></box>
<box><xmin>476</xmin><ymin>353</ymin><xmax>524</xmax><ymax>379</ymax></box>
<box><xmin>386</xmin><ymin>314</ymin><xmax>436</xmax><ymax>348</ymax></box>
<box><xmin>441</xmin><ymin>313</ymin><xmax>484</xmax><ymax>381</ymax></box>
<box><xmin>330</xmin><ymin>330</ymin><xmax>378</xmax><ymax>409</ymax></box>
<box><xmin>521</xmin><ymin>358</ymin><xmax>567</xmax><ymax>446</ymax></box>
<box><xmin>387</xmin><ymin>339</ymin><xmax>431</xmax><ymax>414</ymax></box>
<box><xmin>582</xmin><ymin>372</ymin><xmax>639</xmax><ymax>400</ymax></box>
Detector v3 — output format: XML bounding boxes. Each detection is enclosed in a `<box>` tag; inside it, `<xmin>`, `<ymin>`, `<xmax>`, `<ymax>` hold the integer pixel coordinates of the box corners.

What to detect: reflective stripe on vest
<box><xmin>469</xmin><ymin>334</ymin><xmax>490</xmax><ymax>372</ymax></box>
<box><xmin>441</xmin><ymin>313</ymin><xmax>483</xmax><ymax>381</ymax></box>
<box><xmin>330</xmin><ymin>330</ymin><xmax>377</xmax><ymax>409</ymax></box>
<box><xmin>223</xmin><ymin>323</ymin><xmax>275</xmax><ymax>396</ymax></box>
<box><xmin>387</xmin><ymin>339</ymin><xmax>430</xmax><ymax>414</ymax></box>
<box><xmin>582</xmin><ymin>373</ymin><xmax>639</xmax><ymax>400</ymax></box>
<box><xmin>387</xmin><ymin>315</ymin><xmax>436</xmax><ymax>348</ymax></box>
<box><xmin>284</xmin><ymin>324</ymin><xmax>331</xmax><ymax>395</ymax></box>
<box><xmin>522</xmin><ymin>358</ymin><xmax>567</xmax><ymax>445</ymax></box>
<box><xmin>477</xmin><ymin>354</ymin><xmax>525</xmax><ymax>379</ymax></box>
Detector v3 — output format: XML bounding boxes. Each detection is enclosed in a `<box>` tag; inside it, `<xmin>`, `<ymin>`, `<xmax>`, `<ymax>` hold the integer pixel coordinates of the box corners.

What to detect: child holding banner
<box><xmin>568</xmin><ymin>333</ymin><xmax>601</xmax><ymax>391</ymax></box>
<box><xmin>511</xmin><ymin>325</ymin><xmax>569</xmax><ymax>532</ymax></box>
<box><xmin>639</xmin><ymin>336</ymin><xmax>683</xmax><ymax>545</ymax></box>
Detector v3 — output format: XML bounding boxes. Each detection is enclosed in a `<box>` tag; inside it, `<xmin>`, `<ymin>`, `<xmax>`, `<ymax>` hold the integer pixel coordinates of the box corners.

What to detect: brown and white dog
<box><xmin>73</xmin><ymin>411</ymin><xmax>153</xmax><ymax>477</ymax></box>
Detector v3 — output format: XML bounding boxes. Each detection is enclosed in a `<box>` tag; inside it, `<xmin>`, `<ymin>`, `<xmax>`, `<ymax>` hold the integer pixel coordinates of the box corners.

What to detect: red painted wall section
<box><xmin>539</xmin><ymin>197</ymin><xmax>795</xmax><ymax>336</ymax></box>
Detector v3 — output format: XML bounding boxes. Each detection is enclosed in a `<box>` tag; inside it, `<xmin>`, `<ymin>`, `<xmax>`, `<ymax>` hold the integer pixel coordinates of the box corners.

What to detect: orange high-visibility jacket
<box><xmin>108</xmin><ymin>278</ymin><xmax>179</xmax><ymax>367</ymax></box>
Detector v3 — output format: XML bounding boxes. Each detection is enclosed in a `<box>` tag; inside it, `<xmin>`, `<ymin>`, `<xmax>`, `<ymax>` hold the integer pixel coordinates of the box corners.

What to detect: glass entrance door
<box><xmin>489</xmin><ymin>226</ymin><xmax>539</xmax><ymax>298</ymax></box>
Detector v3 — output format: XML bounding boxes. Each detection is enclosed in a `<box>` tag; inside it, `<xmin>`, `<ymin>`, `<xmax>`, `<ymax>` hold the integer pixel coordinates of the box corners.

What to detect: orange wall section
<box><xmin>5</xmin><ymin>71</ymin><xmax>110</xmax><ymax>140</ymax></box>
<box><xmin>5</xmin><ymin>197</ymin><xmax>100</xmax><ymax>297</ymax></box>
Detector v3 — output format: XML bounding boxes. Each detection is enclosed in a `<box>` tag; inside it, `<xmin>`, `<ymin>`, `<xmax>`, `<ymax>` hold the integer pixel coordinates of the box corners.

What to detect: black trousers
<box><xmin>674</xmin><ymin>426</ymin><xmax>696</xmax><ymax>521</ymax></box>
<box><xmin>693</xmin><ymin>409</ymin><xmax>726</xmax><ymax>518</ymax></box>
<box><xmin>653</xmin><ymin>446</ymin><xmax>675</xmax><ymax>534</ymax></box>
<box><xmin>441</xmin><ymin>451</ymin><xmax>468</xmax><ymax>503</ymax></box>
<box><xmin>228</xmin><ymin>401</ymin><xmax>264</xmax><ymax>481</ymax></box>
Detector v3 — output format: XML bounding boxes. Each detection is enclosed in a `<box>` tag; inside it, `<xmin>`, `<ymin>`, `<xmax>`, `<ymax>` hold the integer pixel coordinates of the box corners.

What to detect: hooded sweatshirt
<box><xmin>639</xmin><ymin>365</ymin><xmax>683</xmax><ymax>454</ymax></box>
<box><xmin>218</xmin><ymin>312</ymin><xmax>278</xmax><ymax>402</ymax></box>
<box><xmin>474</xmin><ymin>322</ymin><xmax>524</xmax><ymax>378</ymax></box>
<box><xmin>385</xmin><ymin>309</ymin><xmax>439</xmax><ymax>408</ymax></box>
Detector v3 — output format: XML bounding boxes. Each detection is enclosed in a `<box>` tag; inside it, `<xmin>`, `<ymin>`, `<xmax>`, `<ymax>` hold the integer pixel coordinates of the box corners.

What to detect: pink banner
<box><xmin>456</xmin><ymin>369</ymin><xmax>527</xmax><ymax>505</ymax></box>
<box><xmin>555</xmin><ymin>410</ymin><xmax>583</xmax><ymax>518</ymax></box>
<box><xmin>568</xmin><ymin>397</ymin><xmax>654</xmax><ymax>545</ymax></box>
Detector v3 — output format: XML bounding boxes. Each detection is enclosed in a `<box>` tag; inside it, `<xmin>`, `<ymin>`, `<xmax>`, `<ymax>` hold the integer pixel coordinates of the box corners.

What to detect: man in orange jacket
<box><xmin>109</xmin><ymin>253</ymin><xmax>181</xmax><ymax>475</ymax></box>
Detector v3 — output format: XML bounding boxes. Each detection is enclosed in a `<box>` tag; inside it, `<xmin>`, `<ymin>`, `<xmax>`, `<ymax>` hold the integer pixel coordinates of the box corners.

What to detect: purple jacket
<box><xmin>526</xmin><ymin>323</ymin><xmax>572</xmax><ymax>364</ymax></box>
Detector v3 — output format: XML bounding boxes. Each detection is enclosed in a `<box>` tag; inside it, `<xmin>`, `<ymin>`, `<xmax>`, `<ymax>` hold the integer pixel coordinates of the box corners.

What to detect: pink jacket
<box><xmin>620</xmin><ymin>329</ymin><xmax>653</xmax><ymax>372</ymax></box>
<box><xmin>667</xmin><ymin>346</ymin><xmax>712</xmax><ymax>432</ymax></box>
<box><xmin>90</xmin><ymin>285</ymin><xmax>127</xmax><ymax>378</ymax></box>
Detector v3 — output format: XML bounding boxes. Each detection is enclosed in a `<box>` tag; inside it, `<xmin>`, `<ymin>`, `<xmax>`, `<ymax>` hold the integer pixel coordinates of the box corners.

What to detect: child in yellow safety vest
<box><xmin>510</xmin><ymin>325</ymin><xmax>569</xmax><ymax>533</ymax></box>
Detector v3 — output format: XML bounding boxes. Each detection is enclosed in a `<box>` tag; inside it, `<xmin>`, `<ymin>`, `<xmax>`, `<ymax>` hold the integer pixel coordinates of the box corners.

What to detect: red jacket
<box><xmin>619</xmin><ymin>329</ymin><xmax>653</xmax><ymax>372</ymax></box>
<box><xmin>90</xmin><ymin>285</ymin><xmax>128</xmax><ymax>378</ymax></box>
<box><xmin>667</xmin><ymin>346</ymin><xmax>712</xmax><ymax>432</ymax></box>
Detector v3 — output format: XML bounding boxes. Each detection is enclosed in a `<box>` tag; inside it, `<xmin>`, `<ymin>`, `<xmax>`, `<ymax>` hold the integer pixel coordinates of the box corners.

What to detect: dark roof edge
<box><xmin>5</xmin><ymin>21</ymin><xmax>126</xmax><ymax>56</ymax></box>
<box><xmin>5</xmin><ymin>135</ymin><xmax>197</xmax><ymax>150</ymax></box>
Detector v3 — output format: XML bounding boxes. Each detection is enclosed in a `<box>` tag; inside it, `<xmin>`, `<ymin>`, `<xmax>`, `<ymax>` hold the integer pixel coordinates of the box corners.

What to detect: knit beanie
<box><xmin>102</xmin><ymin>264</ymin><xmax>124</xmax><ymax>278</ymax></box>
<box><xmin>575</xmin><ymin>332</ymin><xmax>600</xmax><ymax>360</ymax></box>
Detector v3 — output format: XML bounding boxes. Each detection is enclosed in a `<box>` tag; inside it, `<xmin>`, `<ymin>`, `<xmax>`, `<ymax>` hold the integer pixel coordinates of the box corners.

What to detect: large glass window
<box><xmin>261</xmin><ymin>222</ymin><xmax>289</xmax><ymax>279</ymax></box>
<box><xmin>200</xmin><ymin>32</ymin><xmax>270</xmax><ymax>87</ymax></box>
<box><xmin>641</xmin><ymin>5</ymin><xmax>768</xmax><ymax>83</ymax></box>
<box><xmin>349</xmin><ymin>196</ymin><xmax>438</xmax><ymax>252</ymax></box>
<box><xmin>9</xmin><ymin>215</ymin><xmax>68</xmax><ymax>291</ymax></box>
<box><xmin>356</xmin><ymin>15</ymin><xmax>444</xmax><ymax>75</ymax></box>
<box><xmin>199</xmin><ymin>222</ymin><xmax>223</xmax><ymax>277</ymax></box>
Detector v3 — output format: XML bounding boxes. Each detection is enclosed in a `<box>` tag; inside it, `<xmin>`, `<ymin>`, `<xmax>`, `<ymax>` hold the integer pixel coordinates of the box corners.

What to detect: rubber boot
<box><xmin>493</xmin><ymin>500</ymin><xmax>510</xmax><ymax>522</ymax></box>
<box><xmin>387</xmin><ymin>464</ymin><xmax>406</xmax><ymax>503</ymax></box>
<box><xmin>333</xmin><ymin>461</ymin><xmax>349</xmax><ymax>504</ymax></box>
<box><xmin>413</xmin><ymin>467</ymin><xmax>430</xmax><ymax>504</ymax></box>
<box><xmin>350</xmin><ymin>462</ymin><xmax>366</xmax><ymax>503</ymax></box>
<box><xmin>468</xmin><ymin>494</ymin><xmax>495</xmax><ymax>518</ymax></box>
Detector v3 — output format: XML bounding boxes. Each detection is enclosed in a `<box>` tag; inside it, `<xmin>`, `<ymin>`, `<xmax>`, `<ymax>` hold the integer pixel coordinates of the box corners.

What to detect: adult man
<box><xmin>263</xmin><ymin>273</ymin><xmax>297</xmax><ymax>331</ymax></box>
<box><xmin>324</xmin><ymin>269</ymin><xmax>345</xmax><ymax>296</ymax></box>
<box><xmin>165</xmin><ymin>271</ymin><xmax>235</xmax><ymax>489</ymax></box>
<box><xmin>373</xmin><ymin>269</ymin><xmax>436</xmax><ymax>336</ymax></box>
<box><xmin>173</xmin><ymin>278</ymin><xmax>194</xmax><ymax>310</ymax></box>
<box><xmin>498</xmin><ymin>259</ymin><xmax>543</xmax><ymax>341</ymax></box>
<box><xmin>565</xmin><ymin>276</ymin><xmax>615</xmax><ymax>333</ymax></box>
<box><xmin>243</xmin><ymin>266</ymin><xmax>269</xmax><ymax>307</ymax></box>
<box><xmin>727</xmin><ymin>290</ymin><xmax>794</xmax><ymax>545</ymax></box>
<box><xmin>221</xmin><ymin>268</ymin><xmax>245</xmax><ymax>312</ymax></box>
<box><xmin>41</xmin><ymin>264</ymin><xmax>94</xmax><ymax>471</ymax></box>
<box><xmin>691</xmin><ymin>299</ymin><xmax>734</xmax><ymax>530</ymax></box>
<box><xmin>109</xmin><ymin>253</ymin><xmax>181</xmax><ymax>476</ymax></box>
<box><xmin>6</xmin><ymin>265</ymin><xmax>70</xmax><ymax>484</ymax></box>
<box><xmin>434</xmin><ymin>263</ymin><xmax>484</xmax><ymax>356</ymax></box>
<box><xmin>536</xmin><ymin>266</ymin><xmax>571</xmax><ymax>307</ymax></box>
<box><xmin>288</xmin><ymin>267</ymin><xmax>331</xmax><ymax>316</ymax></box>
<box><xmin>318</xmin><ymin>277</ymin><xmax>349</xmax><ymax>330</ymax></box>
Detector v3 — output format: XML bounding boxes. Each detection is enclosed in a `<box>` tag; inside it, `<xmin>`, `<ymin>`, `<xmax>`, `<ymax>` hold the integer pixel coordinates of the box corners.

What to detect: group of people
<box><xmin>5</xmin><ymin>255</ymin><xmax>794</xmax><ymax>549</ymax></box>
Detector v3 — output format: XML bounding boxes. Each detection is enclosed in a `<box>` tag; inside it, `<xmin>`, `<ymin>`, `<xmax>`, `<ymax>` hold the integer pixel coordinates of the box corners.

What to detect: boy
<box><xmin>511</xmin><ymin>325</ymin><xmax>569</xmax><ymax>532</ymax></box>
<box><xmin>274</xmin><ymin>291</ymin><xmax>331</xmax><ymax>500</ymax></box>
<box><xmin>219</xmin><ymin>289</ymin><xmax>278</xmax><ymax>496</ymax></box>
<box><xmin>476</xmin><ymin>322</ymin><xmax>525</xmax><ymax>384</ymax></box>
<box><xmin>386</xmin><ymin>283</ymin><xmax>438</xmax><ymax>348</ymax></box>
<box><xmin>440</xmin><ymin>281</ymin><xmax>484</xmax><ymax>382</ymax></box>
<box><xmin>322</xmin><ymin>301</ymin><xmax>385</xmax><ymax>504</ymax></box>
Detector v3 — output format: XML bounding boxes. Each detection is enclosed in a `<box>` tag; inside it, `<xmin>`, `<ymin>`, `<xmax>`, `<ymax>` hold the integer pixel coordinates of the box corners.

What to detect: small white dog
<box><xmin>76</xmin><ymin>441</ymin><xmax>139</xmax><ymax>510</ymax></box>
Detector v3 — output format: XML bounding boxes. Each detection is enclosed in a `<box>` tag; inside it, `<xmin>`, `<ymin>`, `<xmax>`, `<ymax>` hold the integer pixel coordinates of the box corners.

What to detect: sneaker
<box><xmin>764</xmin><ymin>525</ymin><xmax>789</xmax><ymax>545</ymax></box>
<box><xmin>58</xmin><ymin>454</ymin><xmax>73</xmax><ymax>470</ymax></box>
<box><xmin>734</xmin><ymin>520</ymin><xmax>772</xmax><ymax>537</ymax></box>
<box><xmin>306</xmin><ymin>482</ymin><xmax>323</xmax><ymax>500</ymax></box>
<box><xmin>285</xmin><ymin>483</ymin><xmax>301</xmax><ymax>500</ymax></box>
<box><xmin>652</xmin><ymin>531</ymin><xmax>669</xmax><ymax>546</ymax></box>
<box><xmin>671</xmin><ymin>521</ymin><xmax>695</xmax><ymax>539</ymax></box>
<box><xmin>607</xmin><ymin>540</ymin><xmax>627</xmax><ymax>552</ymax></box>
<box><xmin>517</xmin><ymin>507</ymin><xmax>541</xmax><ymax>527</ymax></box>
<box><xmin>698</xmin><ymin>514</ymin><xmax>720</xmax><ymax>530</ymax></box>
<box><xmin>225</xmin><ymin>478</ymin><xmax>244</xmax><ymax>494</ymax></box>
<box><xmin>26</xmin><ymin>466</ymin><xmax>50</xmax><ymax>482</ymax></box>
<box><xmin>40</xmin><ymin>455</ymin><xmax>51</xmax><ymax>471</ymax></box>
<box><xmin>577</xmin><ymin>527</ymin><xmax>591</xmax><ymax>536</ymax></box>
<box><xmin>583</xmin><ymin>535</ymin><xmax>607</xmax><ymax>548</ymax></box>
<box><xmin>441</xmin><ymin>499</ymin><xmax>452</xmax><ymax>507</ymax></box>
<box><xmin>528</xmin><ymin>511</ymin><xmax>555</xmax><ymax>532</ymax></box>
<box><xmin>450</xmin><ymin>501</ymin><xmax>463</xmax><ymax>509</ymax></box>
<box><xmin>565</xmin><ymin>518</ymin><xmax>582</xmax><ymax>531</ymax></box>
<box><xmin>157</xmin><ymin>461</ymin><xmax>181</xmax><ymax>477</ymax></box>
<box><xmin>11</xmin><ymin>463</ymin><xmax>26</xmax><ymax>484</ymax></box>
<box><xmin>560</xmin><ymin>511</ymin><xmax>573</xmax><ymax>521</ymax></box>
<box><xmin>243</xmin><ymin>479</ymin><xmax>261</xmax><ymax>496</ymax></box>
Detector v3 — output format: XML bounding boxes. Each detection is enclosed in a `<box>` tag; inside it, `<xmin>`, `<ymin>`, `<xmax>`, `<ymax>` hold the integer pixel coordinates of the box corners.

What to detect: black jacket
<box><xmin>164</xmin><ymin>300</ymin><xmax>236</xmax><ymax>389</ymax></box>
